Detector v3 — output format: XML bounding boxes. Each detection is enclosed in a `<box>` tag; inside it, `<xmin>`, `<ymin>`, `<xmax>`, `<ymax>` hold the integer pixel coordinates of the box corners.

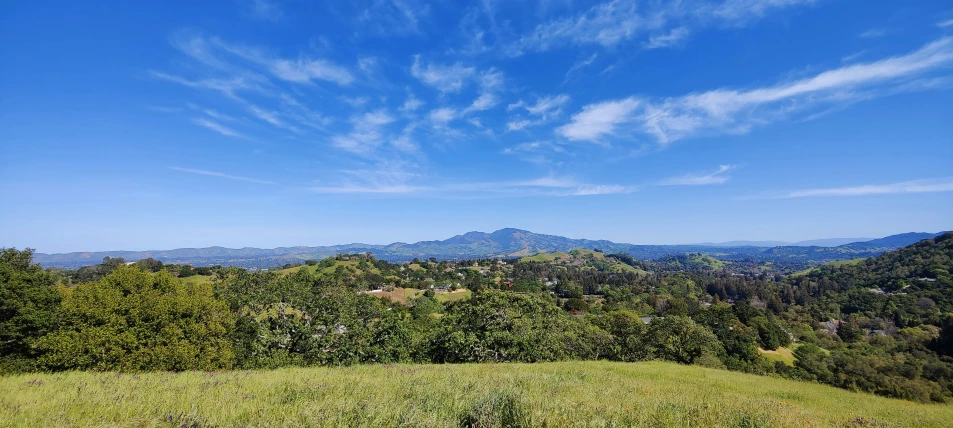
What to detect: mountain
<box><xmin>793</xmin><ymin>237</ymin><xmax>873</xmax><ymax>247</ymax></box>
<box><xmin>28</xmin><ymin>229</ymin><xmax>947</xmax><ymax>269</ymax></box>
<box><xmin>841</xmin><ymin>232</ymin><xmax>941</xmax><ymax>250</ymax></box>
<box><xmin>697</xmin><ymin>238</ymin><xmax>872</xmax><ymax>247</ymax></box>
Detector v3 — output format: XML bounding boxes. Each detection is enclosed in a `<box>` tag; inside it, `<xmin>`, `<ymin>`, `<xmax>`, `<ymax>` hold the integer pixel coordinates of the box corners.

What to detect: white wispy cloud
<box><xmin>248</xmin><ymin>106</ymin><xmax>284</xmax><ymax>126</ymax></box>
<box><xmin>340</xmin><ymin>96</ymin><xmax>370</xmax><ymax>107</ymax></box>
<box><xmin>310</xmin><ymin>183</ymin><xmax>426</xmax><ymax>194</ymax></box>
<box><xmin>331</xmin><ymin>110</ymin><xmax>396</xmax><ymax>154</ymax></box>
<box><xmin>501</xmin><ymin>140</ymin><xmax>567</xmax><ymax>166</ymax></box>
<box><xmin>150</xmin><ymin>72</ymin><xmax>260</xmax><ymax>99</ymax></box>
<box><xmin>245</xmin><ymin>0</ymin><xmax>283</xmax><ymax>21</ymax></box>
<box><xmin>525</xmin><ymin>94</ymin><xmax>570</xmax><ymax>117</ymax></box>
<box><xmin>466</xmin><ymin>93</ymin><xmax>498</xmax><ymax>113</ymax></box>
<box><xmin>502</xmin><ymin>141</ymin><xmax>565</xmax><ymax>155</ymax></box>
<box><xmin>506</xmin><ymin>94</ymin><xmax>571</xmax><ymax>132</ymax></box>
<box><xmin>506</xmin><ymin>119</ymin><xmax>533</xmax><ymax>131</ymax></box>
<box><xmin>562</xmin><ymin>53</ymin><xmax>599</xmax><ymax>84</ymax></box>
<box><xmin>453</xmin><ymin>176</ymin><xmax>634</xmax><ymax>197</ymax></box>
<box><xmin>462</xmin><ymin>68</ymin><xmax>505</xmax><ymax>114</ymax></box>
<box><xmin>309</xmin><ymin>170</ymin><xmax>631</xmax><ymax>197</ymax></box>
<box><xmin>508</xmin><ymin>0</ymin><xmax>814</xmax><ymax>55</ymax></box>
<box><xmin>267</xmin><ymin>58</ymin><xmax>354</xmax><ymax>85</ymax></box>
<box><xmin>192</xmin><ymin>118</ymin><xmax>244</xmax><ymax>138</ymax></box>
<box><xmin>859</xmin><ymin>28</ymin><xmax>886</xmax><ymax>39</ymax></box>
<box><xmin>359</xmin><ymin>0</ymin><xmax>429</xmax><ymax>36</ymax></box>
<box><xmin>391</xmin><ymin>125</ymin><xmax>419</xmax><ymax>152</ymax></box>
<box><xmin>841</xmin><ymin>50</ymin><xmax>866</xmax><ymax>63</ymax></box>
<box><xmin>558</xmin><ymin>38</ymin><xmax>953</xmax><ymax>144</ymax></box>
<box><xmin>659</xmin><ymin>165</ymin><xmax>736</xmax><ymax>185</ymax></box>
<box><xmin>171</xmin><ymin>167</ymin><xmax>274</xmax><ymax>184</ymax></box>
<box><xmin>310</xmin><ymin>159</ymin><xmax>426</xmax><ymax>194</ymax></box>
<box><xmin>939</xmin><ymin>19</ymin><xmax>953</xmax><ymax>28</ymax></box>
<box><xmin>644</xmin><ymin>27</ymin><xmax>690</xmax><ymax>49</ymax></box>
<box><xmin>557</xmin><ymin>97</ymin><xmax>640</xmax><ymax>141</ymax></box>
<box><xmin>566</xmin><ymin>185</ymin><xmax>629</xmax><ymax>196</ymax></box>
<box><xmin>170</xmin><ymin>34</ymin><xmax>354</xmax><ymax>86</ymax></box>
<box><xmin>780</xmin><ymin>178</ymin><xmax>953</xmax><ymax>198</ymax></box>
<box><xmin>203</xmin><ymin>109</ymin><xmax>237</xmax><ymax>122</ymax></box>
<box><xmin>429</xmin><ymin>107</ymin><xmax>458</xmax><ymax>124</ymax></box>
<box><xmin>400</xmin><ymin>93</ymin><xmax>424</xmax><ymax>111</ymax></box>
<box><xmin>411</xmin><ymin>56</ymin><xmax>476</xmax><ymax>93</ymax></box>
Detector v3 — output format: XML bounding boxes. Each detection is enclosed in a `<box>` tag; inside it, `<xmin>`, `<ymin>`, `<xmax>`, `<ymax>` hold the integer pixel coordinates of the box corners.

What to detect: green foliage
<box><xmin>3</xmin><ymin>234</ymin><xmax>952</xmax><ymax>403</ymax></box>
<box><xmin>646</xmin><ymin>316</ymin><xmax>721</xmax><ymax>365</ymax></box>
<box><xmin>429</xmin><ymin>290</ymin><xmax>609</xmax><ymax>363</ymax></box>
<box><xmin>35</xmin><ymin>266</ymin><xmax>235</xmax><ymax>371</ymax></box>
<box><xmin>592</xmin><ymin>311</ymin><xmax>650</xmax><ymax>362</ymax></box>
<box><xmin>0</xmin><ymin>248</ymin><xmax>60</xmax><ymax>373</ymax></box>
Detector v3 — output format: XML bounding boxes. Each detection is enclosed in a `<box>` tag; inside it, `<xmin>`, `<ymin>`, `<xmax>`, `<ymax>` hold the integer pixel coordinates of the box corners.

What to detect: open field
<box><xmin>519</xmin><ymin>252</ymin><xmax>571</xmax><ymax>262</ymax></box>
<box><xmin>2</xmin><ymin>361</ymin><xmax>950</xmax><ymax>427</ymax></box>
<box><xmin>792</xmin><ymin>258</ymin><xmax>867</xmax><ymax>276</ymax></box>
<box><xmin>364</xmin><ymin>287</ymin><xmax>422</xmax><ymax>305</ymax></box>
<box><xmin>365</xmin><ymin>287</ymin><xmax>473</xmax><ymax>305</ymax></box>
<box><xmin>179</xmin><ymin>274</ymin><xmax>213</xmax><ymax>286</ymax></box>
<box><xmin>276</xmin><ymin>260</ymin><xmax>382</xmax><ymax>276</ymax></box>
<box><xmin>759</xmin><ymin>346</ymin><xmax>797</xmax><ymax>366</ymax></box>
<box><xmin>433</xmin><ymin>288</ymin><xmax>472</xmax><ymax>303</ymax></box>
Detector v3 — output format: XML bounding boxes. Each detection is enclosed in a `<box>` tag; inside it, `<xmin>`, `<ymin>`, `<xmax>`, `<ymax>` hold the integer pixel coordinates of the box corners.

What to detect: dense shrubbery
<box><xmin>1</xmin><ymin>233</ymin><xmax>952</xmax><ymax>403</ymax></box>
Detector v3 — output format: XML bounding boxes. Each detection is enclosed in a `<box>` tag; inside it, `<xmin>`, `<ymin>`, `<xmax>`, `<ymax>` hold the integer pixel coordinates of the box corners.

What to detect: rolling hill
<box><xmin>2</xmin><ymin>361</ymin><xmax>949</xmax><ymax>427</ymax></box>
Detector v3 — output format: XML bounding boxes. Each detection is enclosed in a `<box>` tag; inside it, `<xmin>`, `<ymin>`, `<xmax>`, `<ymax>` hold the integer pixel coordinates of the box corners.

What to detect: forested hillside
<box><xmin>2</xmin><ymin>233</ymin><xmax>952</xmax><ymax>403</ymax></box>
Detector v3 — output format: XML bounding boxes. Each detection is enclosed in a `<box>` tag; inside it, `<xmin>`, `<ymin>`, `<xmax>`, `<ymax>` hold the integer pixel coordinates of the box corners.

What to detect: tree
<box><xmin>429</xmin><ymin>290</ymin><xmax>608</xmax><ymax>363</ymax></box>
<box><xmin>36</xmin><ymin>266</ymin><xmax>235</xmax><ymax>372</ymax></box>
<box><xmin>135</xmin><ymin>257</ymin><xmax>163</xmax><ymax>272</ymax></box>
<box><xmin>837</xmin><ymin>316</ymin><xmax>864</xmax><ymax>343</ymax></box>
<box><xmin>0</xmin><ymin>248</ymin><xmax>61</xmax><ymax>373</ymax></box>
<box><xmin>593</xmin><ymin>311</ymin><xmax>650</xmax><ymax>362</ymax></box>
<box><xmin>647</xmin><ymin>316</ymin><xmax>720</xmax><ymax>365</ymax></box>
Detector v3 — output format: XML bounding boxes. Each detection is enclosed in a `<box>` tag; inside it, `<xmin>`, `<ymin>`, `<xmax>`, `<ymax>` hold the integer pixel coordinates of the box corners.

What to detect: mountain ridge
<box><xmin>26</xmin><ymin>229</ymin><xmax>945</xmax><ymax>268</ymax></box>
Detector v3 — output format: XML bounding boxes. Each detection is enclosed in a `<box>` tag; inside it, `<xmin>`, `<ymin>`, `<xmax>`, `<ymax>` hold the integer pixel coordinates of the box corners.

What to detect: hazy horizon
<box><xmin>23</xmin><ymin>227</ymin><xmax>943</xmax><ymax>255</ymax></box>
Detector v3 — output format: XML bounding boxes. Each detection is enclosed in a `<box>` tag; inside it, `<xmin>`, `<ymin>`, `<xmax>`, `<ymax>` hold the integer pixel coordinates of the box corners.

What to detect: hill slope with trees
<box><xmin>1</xmin><ymin>232</ymin><xmax>952</xmax><ymax>405</ymax></box>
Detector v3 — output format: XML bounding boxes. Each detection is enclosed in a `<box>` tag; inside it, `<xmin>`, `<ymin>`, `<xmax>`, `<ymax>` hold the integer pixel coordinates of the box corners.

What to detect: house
<box><xmin>819</xmin><ymin>320</ymin><xmax>841</xmax><ymax>335</ymax></box>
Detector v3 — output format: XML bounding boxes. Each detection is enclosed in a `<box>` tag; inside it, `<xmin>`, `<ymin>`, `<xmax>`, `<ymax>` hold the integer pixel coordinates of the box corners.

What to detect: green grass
<box><xmin>276</xmin><ymin>260</ymin><xmax>382</xmax><ymax>276</ymax></box>
<box><xmin>569</xmin><ymin>249</ymin><xmax>606</xmax><ymax>260</ymax></box>
<box><xmin>690</xmin><ymin>254</ymin><xmax>725</xmax><ymax>270</ymax></box>
<box><xmin>434</xmin><ymin>289</ymin><xmax>472</xmax><ymax>303</ymax></box>
<box><xmin>759</xmin><ymin>346</ymin><xmax>797</xmax><ymax>366</ymax></box>
<box><xmin>179</xmin><ymin>274</ymin><xmax>213</xmax><ymax>286</ymax></box>
<box><xmin>519</xmin><ymin>252</ymin><xmax>570</xmax><ymax>262</ymax></box>
<box><xmin>791</xmin><ymin>258</ymin><xmax>867</xmax><ymax>276</ymax></box>
<box><xmin>2</xmin><ymin>361</ymin><xmax>949</xmax><ymax>427</ymax></box>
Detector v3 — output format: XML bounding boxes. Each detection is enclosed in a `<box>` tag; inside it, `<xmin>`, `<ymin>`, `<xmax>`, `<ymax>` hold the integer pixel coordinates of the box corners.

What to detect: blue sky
<box><xmin>1</xmin><ymin>0</ymin><xmax>952</xmax><ymax>253</ymax></box>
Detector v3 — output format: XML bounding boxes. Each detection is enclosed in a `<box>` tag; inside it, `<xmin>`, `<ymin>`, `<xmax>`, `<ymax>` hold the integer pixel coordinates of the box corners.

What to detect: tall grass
<box><xmin>1</xmin><ymin>361</ymin><xmax>950</xmax><ymax>427</ymax></box>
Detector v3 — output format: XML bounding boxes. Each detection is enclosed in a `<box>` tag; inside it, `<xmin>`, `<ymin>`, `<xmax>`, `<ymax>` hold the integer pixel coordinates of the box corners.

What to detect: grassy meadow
<box><xmin>2</xmin><ymin>361</ymin><xmax>951</xmax><ymax>427</ymax></box>
<box><xmin>759</xmin><ymin>346</ymin><xmax>797</xmax><ymax>366</ymax></box>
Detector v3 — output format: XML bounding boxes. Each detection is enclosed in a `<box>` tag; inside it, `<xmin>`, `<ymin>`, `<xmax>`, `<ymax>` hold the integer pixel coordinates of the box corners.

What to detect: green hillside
<box><xmin>2</xmin><ymin>361</ymin><xmax>950</xmax><ymax>427</ymax></box>
<box><xmin>790</xmin><ymin>257</ymin><xmax>867</xmax><ymax>276</ymax></box>
<box><xmin>521</xmin><ymin>250</ymin><xmax>648</xmax><ymax>274</ymax></box>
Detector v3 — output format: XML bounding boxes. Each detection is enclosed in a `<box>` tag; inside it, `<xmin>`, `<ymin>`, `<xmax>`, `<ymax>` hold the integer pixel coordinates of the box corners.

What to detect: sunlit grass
<box><xmin>2</xmin><ymin>361</ymin><xmax>949</xmax><ymax>427</ymax></box>
<box><xmin>759</xmin><ymin>346</ymin><xmax>797</xmax><ymax>366</ymax></box>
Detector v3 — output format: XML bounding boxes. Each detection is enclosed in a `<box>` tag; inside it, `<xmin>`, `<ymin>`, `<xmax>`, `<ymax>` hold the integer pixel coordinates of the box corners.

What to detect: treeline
<box><xmin>1</xmin><ymin>233</ymin><xmax>952</xmax><ymax>403</ymax></box>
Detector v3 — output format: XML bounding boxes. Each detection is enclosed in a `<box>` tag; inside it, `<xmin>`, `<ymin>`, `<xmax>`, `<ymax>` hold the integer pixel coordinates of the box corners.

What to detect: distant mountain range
<box><xmin>695</xmin><ymin>238</ymin><xmax>873</xmax><ymax>247</ymax></box>
<box><xmin>29</xmin><ymin>229</ymin><xmax>945</xmax><ymax>269</ymax></box>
